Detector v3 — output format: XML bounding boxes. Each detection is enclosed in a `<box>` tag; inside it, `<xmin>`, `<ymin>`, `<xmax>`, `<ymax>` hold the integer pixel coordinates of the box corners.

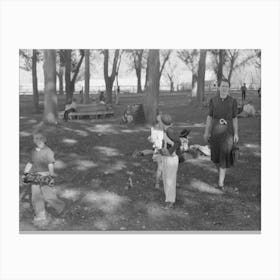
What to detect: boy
<box><xmin>157</xmin><ymin>114</ymin><xmax>181</xmax><ymax>208</ymax></box>
<box><xmin>22</xmin><ymin>133</ymin><xmax>65</xmax><ymax>227</ymax></box>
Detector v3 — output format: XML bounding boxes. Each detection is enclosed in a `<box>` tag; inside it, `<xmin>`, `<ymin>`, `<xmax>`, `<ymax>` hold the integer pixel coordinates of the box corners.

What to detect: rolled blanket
<box><xmin>22</xmin><ymin>173</ymin><xmax>55</xmax><ymax>187</ymax></box>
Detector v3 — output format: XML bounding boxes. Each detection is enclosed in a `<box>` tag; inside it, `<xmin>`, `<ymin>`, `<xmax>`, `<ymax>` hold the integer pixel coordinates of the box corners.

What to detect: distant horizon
<box><xmin>19</xmin><ymin>76</ymin><xmax>260</xmax><ymax>94</ymax></box>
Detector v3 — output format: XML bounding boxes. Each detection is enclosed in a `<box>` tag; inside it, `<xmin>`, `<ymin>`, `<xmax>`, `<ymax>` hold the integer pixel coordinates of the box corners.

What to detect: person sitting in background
<box><xmin>99</xmin><ymin>91</ymin><xmax>106</xmax><ymax>104</ymax></box>
<box><xmin>238</xmin><ymin>100</ymin><xmax>256</xmax><ymax>118</ymax></box>
<box><xmin>63</xmin><ymin>98</ymin><xmax>77</xmax><ymax>121</ymax></box>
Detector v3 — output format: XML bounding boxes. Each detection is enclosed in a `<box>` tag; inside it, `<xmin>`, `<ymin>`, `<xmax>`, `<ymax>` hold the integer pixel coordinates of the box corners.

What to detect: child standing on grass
<box><xmin>22</xmin><ymin>133</ymin><xmax>65</xmax><ymax>227</ymax></box>
<box><xmin>158</xmin><ymin>114</ymin><xmax>181</xmax><ymax>209</ymax></box>
<box><xmin>150</xmin><ymin>114</ymin><xmax>164</xmax><ymax>189</ymax></box>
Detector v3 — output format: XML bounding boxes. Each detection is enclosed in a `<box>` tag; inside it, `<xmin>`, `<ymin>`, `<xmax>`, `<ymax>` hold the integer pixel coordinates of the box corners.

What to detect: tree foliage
<box><xmin>125</xmin><ymin>49</ymin><xmax>145</xmax><ymax>93</ymax></box>
<box><xmin>159</xmin><ymin>50</ymin><xmax>172</xmax><ymax>80</ymax></box>
<box><xmin>177</xmin><ymin>49</ymin><xmax>200</xmax><ymax>96</ymax></box>
<box><xmin>164</xmin><ymin>58</ymin><xmax>178</xmax><ymax>92</ymax></box>
<box><xmin>19</xmin><ymin>49</ymin><xmax>43</xmax><ymax>71</ymax></box>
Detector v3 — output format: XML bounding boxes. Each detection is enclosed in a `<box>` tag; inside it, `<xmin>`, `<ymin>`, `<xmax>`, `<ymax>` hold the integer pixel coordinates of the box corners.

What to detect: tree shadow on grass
<box><xmin>19</xmin><ymin>111</ymin><xmax>261</xmax><ymax>231</ymax></box>
<box><xmin>176</xmin><ymin>153</ymin><xmax>261</xmax><ymax>230</ymax></box>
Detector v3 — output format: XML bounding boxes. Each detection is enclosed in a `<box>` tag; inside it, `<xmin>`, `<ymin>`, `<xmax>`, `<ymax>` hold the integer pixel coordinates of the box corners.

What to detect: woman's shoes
<box><xmin>214</xmin><ymin>185</ymin><xmax>225</xmax><ymax>191</ymax></box>
<box><xmin>164</xmin><ymin>202</ymin><xmax>175</xmax><ymax>209</ymax></box>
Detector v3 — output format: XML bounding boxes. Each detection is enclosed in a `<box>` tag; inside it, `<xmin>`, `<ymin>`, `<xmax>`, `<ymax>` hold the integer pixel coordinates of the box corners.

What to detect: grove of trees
<box><xmin>19</xmin><ymin>48</ymin><xmax>261</xmax><ymax>125</ymax></box>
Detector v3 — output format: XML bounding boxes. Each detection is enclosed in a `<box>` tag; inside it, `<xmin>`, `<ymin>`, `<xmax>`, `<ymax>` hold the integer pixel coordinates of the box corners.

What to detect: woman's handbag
<box><xmin>231</xmin><ymin>143</ymin><xmax>240</xmax><ymax>162</ymax></box>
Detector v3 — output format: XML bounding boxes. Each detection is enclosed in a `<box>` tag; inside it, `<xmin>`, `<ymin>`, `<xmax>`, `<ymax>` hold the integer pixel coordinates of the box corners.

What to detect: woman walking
<box><xmin>203</xmin><ymin>80</ymin><xmax>239</xmax><ymax>190</ymax></box>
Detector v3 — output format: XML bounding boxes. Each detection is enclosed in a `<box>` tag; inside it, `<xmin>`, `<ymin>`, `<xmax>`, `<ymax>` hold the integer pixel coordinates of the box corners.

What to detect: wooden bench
<box><xmin>68</xmin><ymin>104</ymin><xmax>114</xmax><ymax>120</ymax></box>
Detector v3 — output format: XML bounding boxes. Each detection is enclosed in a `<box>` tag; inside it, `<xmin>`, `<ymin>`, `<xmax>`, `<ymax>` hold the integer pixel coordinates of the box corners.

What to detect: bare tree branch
<box><xmin>159</xmin><ymin>50</ymin><xmax>171</xmax><ymax>78</ymax></box>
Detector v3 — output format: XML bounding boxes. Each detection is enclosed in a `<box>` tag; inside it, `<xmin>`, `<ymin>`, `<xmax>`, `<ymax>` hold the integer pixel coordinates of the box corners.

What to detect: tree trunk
<box><xmin>133</xmin><ymin>50</ymin><xmax>143</xmax><ymax>94</ymax></box>
<box><xmin>226</xmin><ymin>50</ymin><xmax>238</xmax><ymax>88</ymax></box>
<box><xmin>144</xmin><ymin>64</ymin><xmax>149</xmax><ymax>92</ymax></box>
<box><xmin>144</xmin><ymin>49</ymin><xmax>160</xmax><ymax>125</ymax></box>
<box><xmin>43</xmin><ymin>50</ymin><xmax>57</xmax><ymax>124</ymax></box>
<box><xmin>136</xmin><ymin>68</ymin><xmax>142</xmax><ymax>93</ymax></box>
<box><xmin>106</xmin><ymin>79</ymin><xmax>113</xmax><ymax>103</ymax></box>
<box><xmin>65</xmin><ymin>49</ymin><xmax>72</xmax><ymax>103</ymax></box>
<box><xmin>167</xmin><ymin>74</ymin><xmax>174</xmax><ymax>92</ymax></box>
<box><xmin>103</xmin><ymin>49</ymin><xmax>119</xmax><ymax>103</ymax></box>
<box><xmin>191</xmin><ymin>71</ymin><xmax>198</xmax><ymax>97</ymax></box>
<box><xmin>84</xmin><ymin>49</ymin><xmax>90</xmax><ymax>104</ymax></box>
<box><xmin>58</xmin><ymin>66</ymin><xmax>64</xmax><ymax>95</ymax></box>
<box><xmin>103</xmin><ymin>50</ymin><xmax>110</xmax><ymax>102</ymax></box>
<box><xmin>217</xmin><ymin>49</ymin><xmax>224</xmax><ymax>87</ymax></box>
<box><xmin>196</xmin><ymin>49</ymin><xmax>207</xmax><ymax>103</ymax></box>
<box><xmin>70</xmin><ymin>50</ymin><xmax>85</xmax><ymax>96</ymax></box>
<box><xmin>227</xmin><ymin>58</ymin><xmax>235</xmax><ymax>88</ymax></box>
<box><xmin>115</xmin><ymin>50</ymin><xmax>123</xmax><ymax>90</ymax></box>
<box><xmin>170</xmin><ymin>80</ymin><xmax>174</xmax><ymax>92</ymax></box>
<box><xmin>159</xmin><ymin>50</ymin><xmax>171</xmax><ymax>80</ymax></box>
<box><xmin>32</xmin><ymin>49</ymin><xmax>39</xmax><ymax>113</ymax></box>
<box><xmin>227</xmin><ymin>76</ymin><xmax>232</xmax><ymax>88</ymax></box>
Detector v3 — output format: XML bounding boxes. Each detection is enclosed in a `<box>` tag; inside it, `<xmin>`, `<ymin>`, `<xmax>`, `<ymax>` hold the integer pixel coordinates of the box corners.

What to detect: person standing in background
<box><xmin>241</xmin><ymin>83</ymin><xmax>247</xmax><ymax>102</ymax></box>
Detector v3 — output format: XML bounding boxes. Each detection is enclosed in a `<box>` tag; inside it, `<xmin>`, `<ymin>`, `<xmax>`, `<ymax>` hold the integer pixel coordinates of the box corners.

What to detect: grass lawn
<box><xmin>19</xmin><ymin>91</ymin><xmax>261</xmax><ymax>231</ymax></box>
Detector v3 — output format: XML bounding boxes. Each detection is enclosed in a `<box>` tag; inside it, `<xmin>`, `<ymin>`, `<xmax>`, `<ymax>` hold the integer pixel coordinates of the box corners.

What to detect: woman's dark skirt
<box><xmin>210</xmin><ymin>121</ymin><xmax>234</xmax><ymax>168</ymax></box>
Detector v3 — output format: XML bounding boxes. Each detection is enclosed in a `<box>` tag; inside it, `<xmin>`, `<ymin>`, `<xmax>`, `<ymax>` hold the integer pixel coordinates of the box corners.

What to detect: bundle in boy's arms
<box><xmin>20</xmin><ymin>173</ymin><xmax>55</xmax><ymax>202</ymax></box>
<box><xmin>22</xmin><ymin>173</ymin><xmax>55</xmax><ymax>187</ymax></box>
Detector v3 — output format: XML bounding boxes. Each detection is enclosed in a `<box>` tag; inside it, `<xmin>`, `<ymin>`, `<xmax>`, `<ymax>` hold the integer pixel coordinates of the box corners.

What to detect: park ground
<box><xmin>19</xmin><ymin>91</ymin><xmax>261</xmax><ymax>231</ymax></box>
